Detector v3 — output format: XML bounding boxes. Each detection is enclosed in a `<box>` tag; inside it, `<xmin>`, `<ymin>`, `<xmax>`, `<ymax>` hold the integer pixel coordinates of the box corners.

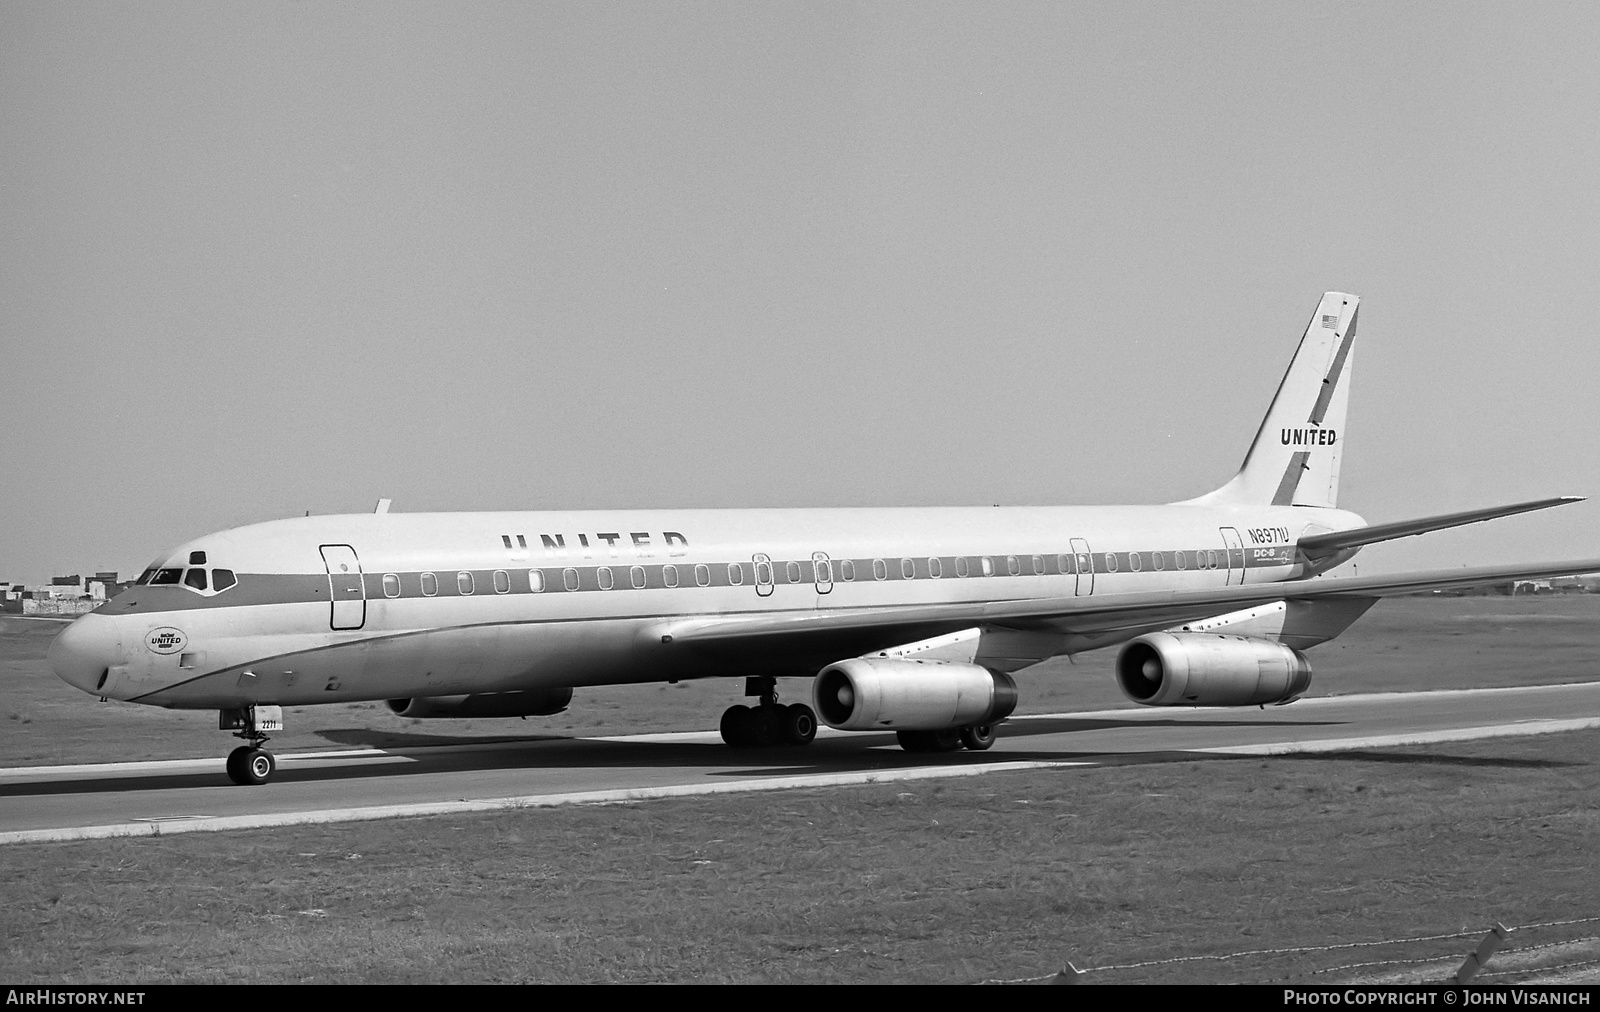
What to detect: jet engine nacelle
<box><xmin>1116</xmin><ymin>632</ymin><xmax>1312</xmax><ymax>707</ymax></box>
<box><xmin>814</xmin><ymin>657</ymin><xmax>1018</xmax><ymax>731</ymax></box>
<box><xmin>386</xmin><ymin>687</ymin><xmax>573</xmax><ymax>719</ymax></box>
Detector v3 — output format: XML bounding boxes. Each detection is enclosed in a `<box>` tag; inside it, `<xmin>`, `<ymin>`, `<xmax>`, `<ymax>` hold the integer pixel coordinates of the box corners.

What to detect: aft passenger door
<box><xmin>1071</xmin><ymin>538</ymin><xmax>1093</xmax><ymax>596</ymax></box>
<box><xmin>1219</xmin><ymin>527</ymin><xmax>1245</xmax><ymax>586</ymax></box>
<box><xmin>320</xmin><ymin>545</ymin><xmax>366</xmax><ymax>630</ymax></box>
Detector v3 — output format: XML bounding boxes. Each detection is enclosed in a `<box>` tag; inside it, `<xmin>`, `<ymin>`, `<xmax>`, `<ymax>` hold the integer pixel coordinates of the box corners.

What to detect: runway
<box><xmin>5</xmin><ymin>681</ymin><xmax>1600</xmax><ymax>844</ymax></box>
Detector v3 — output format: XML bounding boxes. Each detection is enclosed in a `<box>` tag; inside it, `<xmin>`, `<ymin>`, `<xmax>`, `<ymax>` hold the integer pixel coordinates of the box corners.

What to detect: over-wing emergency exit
<box><xmin>48</xmin><ymin>293</ymin><xmax>1597</xmax><ymax>783</ymax></box>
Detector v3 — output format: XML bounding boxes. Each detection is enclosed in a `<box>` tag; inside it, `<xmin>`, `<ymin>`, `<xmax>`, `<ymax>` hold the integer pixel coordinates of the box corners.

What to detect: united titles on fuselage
<box><xmin>500</xmin><ymin>531</ymin><xmax>692</xmax><ymax>559</ymax></box>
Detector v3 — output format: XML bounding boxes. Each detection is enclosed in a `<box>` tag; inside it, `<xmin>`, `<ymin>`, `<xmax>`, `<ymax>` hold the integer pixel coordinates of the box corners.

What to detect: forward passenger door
<box><xmin>320</xmin><ymin>545</ymin><xmax>366</xmax><ymax>630</ymax></box>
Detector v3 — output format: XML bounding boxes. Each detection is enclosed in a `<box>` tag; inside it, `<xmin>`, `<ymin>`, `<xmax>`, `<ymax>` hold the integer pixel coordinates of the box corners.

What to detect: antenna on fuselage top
<box><xmin>374</xmin><ymin>498</ymin><xmax>392</xmax><ymax>514</ymax></box>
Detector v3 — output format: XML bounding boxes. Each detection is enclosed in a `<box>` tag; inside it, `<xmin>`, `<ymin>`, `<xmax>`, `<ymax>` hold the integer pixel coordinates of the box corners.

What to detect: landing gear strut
<box><xmin>720</xmin><ymin>677</ymin><xmax>817</xmax><ymax>749</ymax></box>
<box><xmin>219</xmin><ymin>705</ymin><xmax>283</xmax><ymax>785</ymax></box>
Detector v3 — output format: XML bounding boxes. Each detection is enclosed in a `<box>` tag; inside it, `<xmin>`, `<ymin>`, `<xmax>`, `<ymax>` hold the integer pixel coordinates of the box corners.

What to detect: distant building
<box><xmin>90</xmin><ymin>572</ymin><xmax>130</xmax><ymax>599</ymax></box>
<box><xmin>30</xmin><ymin>572</ymin><xmax>130</xmax><ymax>602</ymax></box>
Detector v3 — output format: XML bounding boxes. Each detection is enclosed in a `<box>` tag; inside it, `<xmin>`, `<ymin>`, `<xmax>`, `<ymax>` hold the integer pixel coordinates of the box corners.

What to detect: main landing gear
<box><xmin>896</xmin><ymin>724</ymin><xmax>998</xmax><ymax>753</ymax></box>
<box><xmin>720</xmin><ymin>676</ymin><xmax>817</xmax><ymax>749</ymax></box>
<box><xmin>219</xmin><ymin>705</ymin><xmax>283</xmax><ymax>785</ymax></box>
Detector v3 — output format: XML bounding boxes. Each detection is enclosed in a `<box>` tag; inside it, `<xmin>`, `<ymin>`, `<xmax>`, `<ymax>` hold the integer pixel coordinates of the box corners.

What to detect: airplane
<box><xmin>47</xmin><ymin>292</ymin><xmax>1600</xmax><ymax>785</ymax></box>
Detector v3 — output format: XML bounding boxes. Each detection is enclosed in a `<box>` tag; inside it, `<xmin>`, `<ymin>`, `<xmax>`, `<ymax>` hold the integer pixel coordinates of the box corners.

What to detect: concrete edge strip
<box><xmin>1004</xmin><ymin>682</ymin><xmax>1600</xmax><ymax>726</ymax></box>
<box><xmin>0</xmin><ymin>725</ymin><xmax>971</xmax><ymax>784</ymax></box>
<box><xmin>1187</xmin><ymin>717</ymin><xmax>1600</xmax><ymax>756</ymax></box>
<box><xmin>0</xmin><ymin>750</ymin><xmax>415</xmax><ymax>784</ymax></box>
<box><xmin>0</xmin><ymin>758</ymin><xmax>1092</xmax><ymax>846</ymax></box>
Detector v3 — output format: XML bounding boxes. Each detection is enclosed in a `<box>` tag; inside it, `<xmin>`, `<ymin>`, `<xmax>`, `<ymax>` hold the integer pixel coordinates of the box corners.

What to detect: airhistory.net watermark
<box><xmin>5</xmin><ymin>993</ymin><xmax>145</xmax><ymax>1005</ymax></box>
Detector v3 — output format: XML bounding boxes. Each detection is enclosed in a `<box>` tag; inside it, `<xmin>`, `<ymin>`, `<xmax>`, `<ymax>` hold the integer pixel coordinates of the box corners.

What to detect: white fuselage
<box><xmin>50</xmin><ymin>503</ymin><xmax>1364</xmax><ymax>710</ymax></box>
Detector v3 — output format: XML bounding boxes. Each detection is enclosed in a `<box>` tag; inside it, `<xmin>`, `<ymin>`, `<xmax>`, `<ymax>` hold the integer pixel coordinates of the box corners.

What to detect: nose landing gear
<box><xmin>219</xmin><ymin>705</ymin><xmax>283</xmax><ymax>785</ymax></box>
<box><xmin>225</xmin><ymin>745</ymin><xmax>276</xmax><ymax>785</ymax></box>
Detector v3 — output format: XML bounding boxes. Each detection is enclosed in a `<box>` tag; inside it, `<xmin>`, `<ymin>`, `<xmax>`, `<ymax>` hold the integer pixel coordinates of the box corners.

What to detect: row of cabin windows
<box><xmin>392</xmin><ymin>564</ymin><xmax>730</xmax><ymax>597</ymax></box>
<box><xmin>376</xmin><ymin>548</ymin><xmax>1238</xmax><ymax>599</ymax></box>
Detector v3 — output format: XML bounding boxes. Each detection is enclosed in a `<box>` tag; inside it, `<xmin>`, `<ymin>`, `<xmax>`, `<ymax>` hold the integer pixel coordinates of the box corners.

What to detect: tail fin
<box><xmin>1184</xmin><ymin>292</ymin><xmax>1359</xmax><ymax>509</ymax></box>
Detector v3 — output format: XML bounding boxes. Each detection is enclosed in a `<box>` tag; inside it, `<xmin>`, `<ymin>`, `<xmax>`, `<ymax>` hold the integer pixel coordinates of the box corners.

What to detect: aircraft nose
<box><xmin>48</xmin><ymin>613</ymin><xmax>122</xmax><ymax>695</ymax></box>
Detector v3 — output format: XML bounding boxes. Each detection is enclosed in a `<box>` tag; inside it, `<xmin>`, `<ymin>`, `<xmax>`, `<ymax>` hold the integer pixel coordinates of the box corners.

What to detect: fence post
<box><xmin>1452</xmin><ymin>922</ymin><xmax>1510</xmax><ymax>984</ymax></box>
<box><xmin>1050</xmin><ymin>962</ymin><xmax>1086</xmax><ymax>984</ymax></box>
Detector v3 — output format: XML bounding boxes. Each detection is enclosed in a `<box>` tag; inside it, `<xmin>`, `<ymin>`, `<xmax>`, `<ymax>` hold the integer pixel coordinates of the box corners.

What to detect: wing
<box><xmin>648</xmin><ymin>557</ymin><xmax>1600</xmax><ymax>667</ymax></box>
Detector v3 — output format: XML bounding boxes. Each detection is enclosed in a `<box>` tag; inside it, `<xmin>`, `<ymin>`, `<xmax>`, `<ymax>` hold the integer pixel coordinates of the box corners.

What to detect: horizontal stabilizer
<box><xmin>1298</xmin><ymin>497</ymin><xmax>1584</xmax><ymax>561</ymax></box>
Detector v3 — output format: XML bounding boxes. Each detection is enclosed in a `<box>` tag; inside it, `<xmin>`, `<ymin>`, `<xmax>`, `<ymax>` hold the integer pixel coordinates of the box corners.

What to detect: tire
<box><xmin>241</xmin><ymin>748</ymin><xmax>275</xmax><ymax>785</ymax></box>
<box><xmin>748</xmin><ymin>705</ymin><xmax>782</xmax><ymax>747</ymax></box>
<box><xmin>897</xmin><ymin>730</ymin><xmax>936</xmax><ymax>752</ymax></box>
<box><xmin>782</xmin><ymin>703</ymin><xmax>817</xmax><ymax>746</ymax></box>
<box><xmin>225</xmin><ymin>746</ymin><xmax>252</xmax><ymax>785</ymax></box>
<box><xmin>960</xmin><ymin>724</ymin><xmax>997</xmax><ymax>751</ymax></box>
<box><xmin>720</xmin><ymin>705</ymin><xmax>753</xmax><ymax>748</ymax></box>
<box><xmin>931</xmin><ymin>728</ymin><xmax>963</xmax><ymax>752</ymax></box>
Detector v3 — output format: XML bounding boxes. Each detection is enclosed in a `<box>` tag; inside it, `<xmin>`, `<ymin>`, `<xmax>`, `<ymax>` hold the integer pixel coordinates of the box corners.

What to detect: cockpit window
<box><xmin>151</xmin><ymin>568</ymin><xmax>183</xmax><ymax>585</ymax></box>
<box><xmin>136</xmin><ymin>568</ymin><xmax>158</xmax><ymax>585</ymax></box>
<box><xmin>189</xmin><ymin>551</ymin><xmax>207</xmax><ymax>565</ymax></box>
<box><xmin>212</xmin><ymin>569</ymin><xmax>237</xmax><ymax>592</ymax></box>
<box><xmin>184</xmin><ymin>568</ymin><xmax>208</xmax><ymax>591</ymax></box>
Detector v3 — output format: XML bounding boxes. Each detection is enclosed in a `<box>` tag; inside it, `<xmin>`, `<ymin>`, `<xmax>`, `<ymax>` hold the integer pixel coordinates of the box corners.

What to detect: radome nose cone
<box><xmin>48</xmin><ymin>614</ymin><xmax>121</xmax><ymax>694</ymax></box>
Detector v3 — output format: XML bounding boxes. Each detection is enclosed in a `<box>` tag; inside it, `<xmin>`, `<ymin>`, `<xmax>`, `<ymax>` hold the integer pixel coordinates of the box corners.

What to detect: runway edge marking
<box><xmin>0</xmin><ymin>758</ymin><xmax>1093</xmax><ymax>846</ymax></box>
<box><xmin>1187</xmin><ymin>717</ymin><xmax>1600</xmax><ymax>755</ymax></box>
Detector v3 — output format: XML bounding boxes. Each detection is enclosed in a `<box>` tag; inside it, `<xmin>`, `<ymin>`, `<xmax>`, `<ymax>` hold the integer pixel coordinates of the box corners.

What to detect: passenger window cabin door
<box><xmin>812</xmin><ymin>552</ymin><xmax>833</xmax><ymax>595</ymax></box>
<box><xmin>753</xmin><ymin>553</ymin><xmax>775</xmax><ymax>597</ymax></box>
<box><xmin>1071</xmin><ymin>538</ymin><xmax>1093</xmax><ymax>596</ymax></box>
<box><xmin>1219</xmin><ymin>527</ymin><xmax>1245</xmax><ymax>586</ymax></box>
<box><xmin>320</xmin><ymin>544</ymin><xmax>367</xmax><ymax>630</ymax></box>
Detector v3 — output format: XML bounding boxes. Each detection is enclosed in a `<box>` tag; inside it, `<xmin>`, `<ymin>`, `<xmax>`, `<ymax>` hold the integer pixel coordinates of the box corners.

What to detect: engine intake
<box><xmin>1116</xmin><ymin>632</ymin><xmax>1312</xmax><ymax>706</ymax></box>
<box><xmin>386</xmin><ymin>687</ymin><xmax>573</xmax><ymax>719</ymax></box>
<box><xmin>814</xmin><ymin>657</ymin><xmax>1017</xmax><ymax>731</ymax></box>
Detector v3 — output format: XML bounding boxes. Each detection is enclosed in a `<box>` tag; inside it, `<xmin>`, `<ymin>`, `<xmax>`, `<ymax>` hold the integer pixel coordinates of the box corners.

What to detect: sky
<box><xmin>4</xmin><ymin>2</ymin><xmax>1600</xmax><ymax>584</ymax></box>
